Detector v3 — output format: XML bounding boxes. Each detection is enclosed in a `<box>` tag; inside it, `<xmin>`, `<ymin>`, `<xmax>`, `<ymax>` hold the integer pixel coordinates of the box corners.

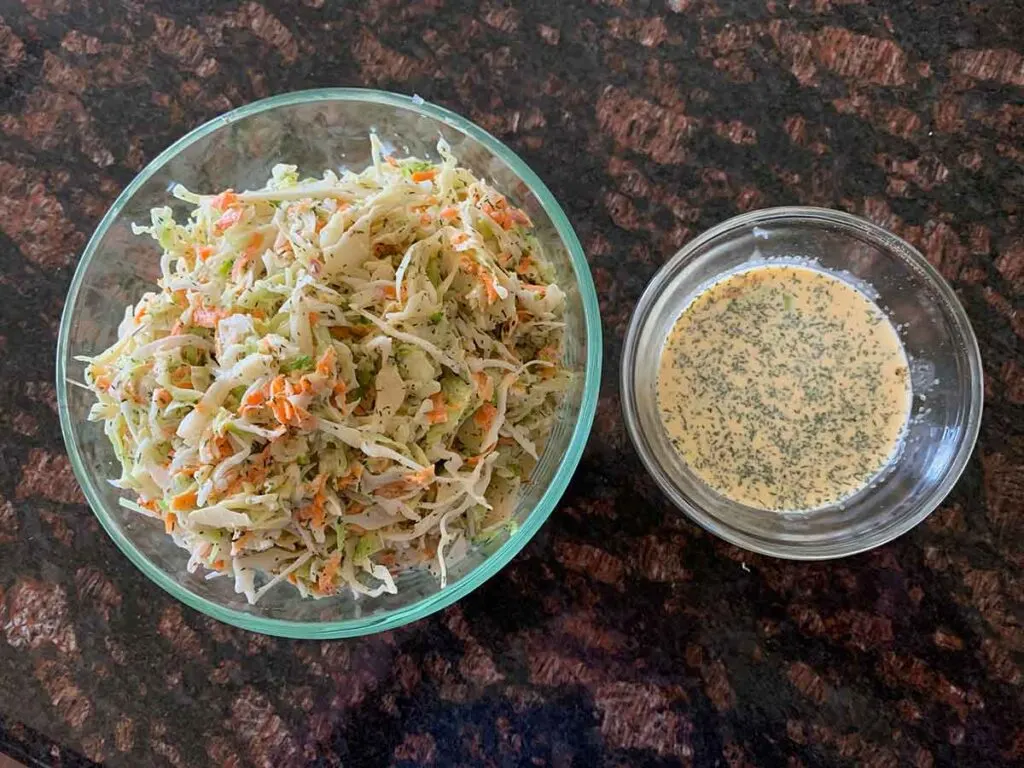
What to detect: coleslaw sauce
<box><xmin>657</xmin><ymin>265</ymin><xmax>911</xmax><ymax>511</ymax></box>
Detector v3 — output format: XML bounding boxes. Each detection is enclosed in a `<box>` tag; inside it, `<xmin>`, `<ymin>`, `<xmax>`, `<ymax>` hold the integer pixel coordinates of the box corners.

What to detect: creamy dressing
<box><xmin>657</xmin><ymin>265</ymin><xmax>911</xmax><ymax>511</ymax></box>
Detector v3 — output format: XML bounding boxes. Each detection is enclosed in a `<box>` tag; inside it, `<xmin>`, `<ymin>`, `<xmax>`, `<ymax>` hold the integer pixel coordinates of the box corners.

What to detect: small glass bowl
<box><xmin>57</xmin><ymin>89</ymin><xmax>602</xmax><ymax>638</ymax></box>
<box><xmin>622</xmin><ymin>207</ymin><xmax>982</xmax><ymax>559</ymax></box>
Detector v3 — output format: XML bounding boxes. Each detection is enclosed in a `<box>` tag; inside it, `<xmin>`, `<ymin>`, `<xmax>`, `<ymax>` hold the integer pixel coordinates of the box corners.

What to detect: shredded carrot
<box><xmin>310</xmin><ymin>501</ymin><xmax>325</xmax><ymax>530</ymax></box>
<box><xmin>331</xmin><ymin>380</ymin><xmax>347</xmax><ymax>407</ymax></box>
<box><xmin>210</xmin><ymin>190</ymin><xmax>238</xmax><ymax>211</ymax></box>
<box><xmin>374</xmin><ymin>466</ymin><xmax>436</xmax><ymax>499</ymax></box>
<box><xmin>230</xmin><ymin>532</ymin><xmax>252</xmax><ymax>557</ymax></box>
<box><xmin>243</xmin><ymin>389</ymin><xmax>265</xmax><ymax>407</ymax></box>
<box><xmin>154</xmin><ymin>388</ymin><xmax>172</xmax><ymax>406</ymax></box>
<box><xmin>316</xmin><ymin>346</ymin><xmax>337</xmax><ymax>377</ymax></box>
<box><xmin>472</xmin><ymin>371</ymin><xmax>494</xmax><ymax>402</ymax></box>
<box><xmin>241</xmin><ymin>445</ymin><xmax>274</xmax><ymax>488</ymax></box>
<box><xmin>215</xmin><ymin>207</ymin><xmax>243</xmax><ymax>233</ymax></box>
<box><xmin>164</xmin><ymin>512</ymin><xmax>177</xmax><ymax>534</ymax></box>
<box><xmin>473</xmin><ymin>402</ymin><xmax>498</xmax><ymax>429</ymax></box>
<box><xmin>411</xmin><ymin>168</ymin><xmax>438</xmax><ymax>182</ymax></box>
<box><xmin>230</xmin><ymin>233</ymin><xmax>263</xmax><ymax>280</ymax></box>
<box><xmin>480</xmin><ymin>271</ymin><xmax>500</xmax><ymax>304</ymax></box>
<box><xmin>440</xmin><ymin>207</ymin><xmax>458</xmax><ymax>222</ymax></box>
<box><xmin>297</xmin><ymin>498</ymin><xmax>325</xmax><ymax>531</ymax></box>
<box><xmin>123</xmin><ymin>380</ymin><xmax>144</xmax><ymax>404</ymax></box>
<box><xmin>231</xmin><ymin>255</ymin><xmax>251</xmax><ymax>282</ymax></box>
<box><xmin>94</xmin><ymin>375</ymin><xmax>112</xmax><ymax>392</ymax></box>
<box><xmin>425</xmin><ymin>392</ymin><xmax>448</xmax><ymax>425</ymax></box>
<box><xmin>516</xmin><ymin>256</ymin><xmax>533</xmax><ymax>276</ymax></box>
<box><xmin>273</xmin><ymin>231</ymin><xmax>293</xmax><ymax>255</ymax></box>
<box><xmin>170</xmin><ymin>489</ymin><xmax>197</xmax><ymax>511</ymax></box>
<box><xmin>385</xmin><ymin>155</ymin><xmax>398</xmax><ymax>167</ymax></box>
<box><xmin>466</xmin><ymin>451</ymin><xmax>495</xmax><ymax>467</ymax></box>
<box><xmin>134</xmin><ymin>302</ymin><xmax>148</xmax><ymax>322</ymax></box>
<box><xmin>171</xmin><ymin>366</ymin><xmax>193</xmax><ymax>388</ymax></box>
<box><xmin>270</xmin><ymin>400</ymin><xmax>288</xmax><ymax>425</ymax></box>
<box><xmin>335</xmin><ymin>463</ymin><xmax>363</xmax><ymax>490</ymax></box>
<box><xmin>215</xmin><ymin>435</ymin><xmax>234</xmax><ymax>458</ymax></box>
<box><xmin>317</xmin><ymin>553</ymin><xmax>342</xmax><ymax>594</ymax></box>
<box><xmin>266</xmin><ymin>375</ymin><xmax>311</xmax><ymax>428</ymax></box>
<box><xmin>451</xmin><ymin>232</ymin><xmax>469</xmax><ymax>246</ymax></box>
<box><xmin>482</xmin><ymin>201</ymin><xmax>514</xmax><ymax>230</ymax></box>
<box><xmin>196</xmin><ymin>245</ymin><xmax>215</xmax><ymax>261</ymax></box>
<box><xmin>212</xmin><ymin>559</ymin><xmax>227</xmax><ymax>571</ymax></box>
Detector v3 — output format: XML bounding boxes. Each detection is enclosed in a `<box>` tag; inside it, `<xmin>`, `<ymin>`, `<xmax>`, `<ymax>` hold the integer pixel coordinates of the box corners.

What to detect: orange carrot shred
<box><xmin>170</xmin><ymin>489</ymin><xmax>197</xmax><ymax>511</ymax></box>
<box><xmin>426</xmin><ymin>392</ymin><xmax>448</xmax><ymax>425</ymax></box>
<box><xmin>215</xmin><ymin>207</ymin><xmax>243</xmax><ymax>232</ymax></box>
<box><xmin>474</xmin><ymin>402</ymin><xmax>498</xmax><ymax>428</ymax></box>
<box><xmin>210</xmin><ymin>190</ymin><xmax>238</xmax><ymax>211</ymax></box>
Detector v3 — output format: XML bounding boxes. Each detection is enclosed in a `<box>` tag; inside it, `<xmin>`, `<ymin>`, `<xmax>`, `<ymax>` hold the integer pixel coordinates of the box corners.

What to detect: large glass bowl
<box><xmin>622</xmin><ymin>208</ymin><xmax>982</xmax><ymax>559</ymax></box>
<box><xmin>57</xmin><ymin>89</ymin><xmax>601</xmax><ymax>638</ymax></box>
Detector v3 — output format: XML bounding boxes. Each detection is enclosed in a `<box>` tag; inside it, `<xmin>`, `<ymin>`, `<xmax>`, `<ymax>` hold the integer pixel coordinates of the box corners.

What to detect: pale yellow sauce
<box><xmin>657</xmin><ymin>265</ymin><xmax>911</xmax><ymax>511</ymax></box>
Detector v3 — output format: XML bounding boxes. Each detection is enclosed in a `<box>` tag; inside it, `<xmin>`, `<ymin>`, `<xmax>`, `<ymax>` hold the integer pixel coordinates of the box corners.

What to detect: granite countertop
<box><xmin>1</xmin><ymin>1</ymin><xmax>1022</xmax><ymax>766</ymax></box>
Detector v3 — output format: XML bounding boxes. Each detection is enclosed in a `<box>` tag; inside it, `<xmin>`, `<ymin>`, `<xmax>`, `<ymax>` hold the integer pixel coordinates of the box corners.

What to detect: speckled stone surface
<box><xmin>1</xmin><ymin>1</ymin><xmax>1022</xmax><ymax>766</ymax></box>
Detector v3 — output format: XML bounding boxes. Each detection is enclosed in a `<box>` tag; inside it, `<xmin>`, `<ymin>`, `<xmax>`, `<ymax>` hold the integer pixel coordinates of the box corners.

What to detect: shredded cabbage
<box><xmin>81</xmin><ymin>140</ymin><xmax>570</xmax><ymax>603</ymax></box>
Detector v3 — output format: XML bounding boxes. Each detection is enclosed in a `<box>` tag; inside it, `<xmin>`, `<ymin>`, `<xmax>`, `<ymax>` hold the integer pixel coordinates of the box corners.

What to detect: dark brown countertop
<box><xmin>1</xmin><ymin>1</ymin><xmax>1022</xmax><ymax>766</ymax></box>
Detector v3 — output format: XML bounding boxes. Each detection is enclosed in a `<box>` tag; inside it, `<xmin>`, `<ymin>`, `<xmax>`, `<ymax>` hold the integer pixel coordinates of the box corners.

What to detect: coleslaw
<box><xmin>79</xmin><ymin>136</ymin><xmax>569</xmax><ymax>603</ymax></box>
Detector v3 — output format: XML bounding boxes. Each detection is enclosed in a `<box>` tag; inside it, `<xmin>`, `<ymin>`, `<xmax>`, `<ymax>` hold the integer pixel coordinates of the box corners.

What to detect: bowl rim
<box><xmin>56</xmin><ymin>87</ymin><xmax>602</xmax><ymax>638</ymax></box>
<box><xmin>621</xmin><ymin>206</ymin><xmax>983</xmax><ymax>560</ymax></box>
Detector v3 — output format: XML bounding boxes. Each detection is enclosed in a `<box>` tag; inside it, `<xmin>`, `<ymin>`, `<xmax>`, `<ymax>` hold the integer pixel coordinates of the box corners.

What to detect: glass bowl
<box><xmin>622</xmin><ymin>207</ymin><xmax>982</xmax><ymax>559</ymax></box>
<box><xmin>57</xmin><ymin>89</ymin><xmax>602</xmax><ymax>638</ymax></box>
